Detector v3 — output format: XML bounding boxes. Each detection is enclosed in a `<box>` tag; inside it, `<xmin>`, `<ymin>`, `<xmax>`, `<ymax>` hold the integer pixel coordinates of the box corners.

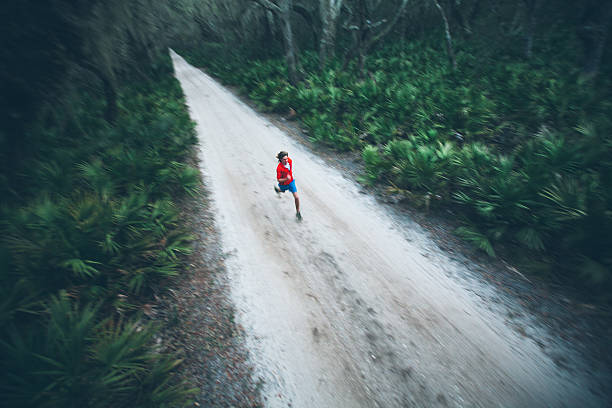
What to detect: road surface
<box><xmin>170</xmin><ymin>50</ymin><xmax>604</xmax><ymax>408</ymax></box>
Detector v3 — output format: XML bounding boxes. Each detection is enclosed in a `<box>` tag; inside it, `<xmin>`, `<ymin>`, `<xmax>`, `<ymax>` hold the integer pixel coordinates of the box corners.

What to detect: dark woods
<box><xmin>0</xmin><ymin>1</ymin><xmax>202</xmax><ymax>406</ymax></box>
<box><xmin>1</xmin><ymin>0</ymin><xmax>611</xmax><ymax>406</ymax></box>
<box><xmin>180</xmin><ymin>0</ymin><xmax>612</xmax><ymax>300</ymax></box>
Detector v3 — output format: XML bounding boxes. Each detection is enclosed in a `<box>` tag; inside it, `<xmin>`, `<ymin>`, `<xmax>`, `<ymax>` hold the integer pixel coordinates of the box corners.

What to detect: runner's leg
<box><xmin>292</xmin><ymin>192</ymin><xmax>300</xmax><ymax>211</ymax></box>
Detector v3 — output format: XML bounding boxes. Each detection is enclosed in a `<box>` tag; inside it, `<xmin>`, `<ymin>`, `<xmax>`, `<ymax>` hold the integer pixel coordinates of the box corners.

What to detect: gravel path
<box><xmin>156</xmin><ymin>169</ymin><xmax>263</xmax><ymax>407</ymax></box>
<box><xmin>163</xmin><ymin>50</ymin><xmax>611</xmax><ymax>408</ymax></box>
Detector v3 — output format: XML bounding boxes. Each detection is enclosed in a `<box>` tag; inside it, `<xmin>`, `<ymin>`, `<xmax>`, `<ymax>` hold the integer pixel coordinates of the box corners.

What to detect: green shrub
<box><xmin>179</xmin><ymin>36</ymin><xmax>612</xmax><ymax>295</ymax></box>
<box><xmin>0</xmin><ymin>293</ymin><xmax>193</xmax><ymax>408</ymax></box>
<box><xmin>1</xmin><ymin>55</ymin><xmax>198</xmax><ymax>407</ymax></box>
<box><xmin>362</xmin><ymin>145</ymin><xmax>384</xmax><ymax>183</ymax></box>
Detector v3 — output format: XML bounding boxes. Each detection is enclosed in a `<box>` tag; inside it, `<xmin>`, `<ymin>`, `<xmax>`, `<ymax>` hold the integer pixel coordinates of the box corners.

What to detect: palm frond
<box><xmin>515</xmin><ymin>227</ymin><xmax>545</xmax><ymax>251</ymax></box>
<box><xmin>60</xmin><ymin>259</ymin><xmax>101</xmax><ymax>279</ymax></box>
<box><xmin>455</xmin><ymin>226</ymin><xmax>496</xmax><ymax>257</ymax></box>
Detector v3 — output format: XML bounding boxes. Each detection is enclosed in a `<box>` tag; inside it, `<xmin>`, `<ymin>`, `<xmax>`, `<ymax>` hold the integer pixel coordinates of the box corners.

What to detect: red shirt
<box><xmin>276</xmin><ymin>157</ymin><xmax>293</xmax><ymax>185</ymax></box>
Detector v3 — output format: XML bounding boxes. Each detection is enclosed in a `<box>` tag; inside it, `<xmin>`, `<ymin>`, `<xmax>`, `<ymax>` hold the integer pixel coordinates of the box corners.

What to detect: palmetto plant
<box><xmin>362</xmin><ymin>145</ymin><xmax>384</xmax><ymax>183</ymax></box>
<box><xmin>4</xmin><ymin>189</ymin><xmax>193</xmax><ymax>300</ymax></box>
<box><xmin>249</xmin><ymin>79</ymin><xmax>285</xmax><ymax>111</ymax></box>
<box><xmin>105</xmin><ymin>194</ymin><xmax>193</xmax><ymax>295</ymax></box>
<box><xmin>391</xmin><ymin>143</ymin><xmax>454</xmax><ymax>194</ymax></box>
<box><xmin>384</xmin><ymin>82</ymin><xmax>418</xmax><ymax>121</ymax></box>
<box><xmin>178</xmin><ymin>35</ymin><xmax>612</xmax><ymax>294</ymax></box>
<box><xmin>4</xmin><ymin>197</ymin><xmax>94</xmax><ymax>291</ymax></box>
<box><xmin>384</xmin><ymin>139</ymin><xmax>415</xmax><ymax>162</ymax></box>
<box><xmin>155</xmin><ymin>161</ymin><xmax>201</xmax><ymax>198</ymax></box>
<box><xmin>0</xmin><ymin>272</ymin><xmax>42</xmax><ymax>332</ymax></box>
<box><xmin>0</xmin><ymin>293</ymin><xmax>193</xmax><ymax>408</ymax></box>
<box><xmin>268</xmin><ymin>84</ymin><xmax>296</xmax><ymax>113</ymax></box>
<box><xmin>538</xmin><ymin>178</ymin><xmax>587</xmax><ymax>226</ymax></box>
<box><xmin>1</xmin><ymin>54</ymin><xmax>198</xmax><ymax>408</ymax></box>
<box><xmin>302</xmin><ymin>113</ymin><xmax>341</xmax><ymax>147</ymax></box>
<box><xmin>295</xmin><ymin>82</ymin><xmax>326</xmax><ymax>114</ymax></box>
<box><xmin>354</xmin><ymin>73</ymin><xmax>384</xmax><ymax>108</ymax></box>
<box><xmin>453</xmin><ymin>147</ymin><xmax>547</xmax><ymax>251</ymax></box>
<box><xmin>30</xmin><ymin>160</ymin><xmax>76</xmax><ymax>199</ymax></box>
<box><xmin>518</xmin><ymin>128</ymin><xmax>580</xmax><ymax>186</ymax></box>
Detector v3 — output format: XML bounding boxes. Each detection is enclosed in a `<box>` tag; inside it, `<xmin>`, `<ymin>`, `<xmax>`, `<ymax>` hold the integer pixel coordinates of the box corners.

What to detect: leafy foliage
<box><xmin>0</xmin><ymin>293</ymin><xmax>193</xmax><ymax>408</ymax></box>
<box><xmin>181</xmin><ymin>26</ymin><xmax>612</xmax><ymax>297</ymax></box>
<box><xmin>0</xmin><ymin>55</ymin><xmax>197</xmax><ymax>406</ymax></box>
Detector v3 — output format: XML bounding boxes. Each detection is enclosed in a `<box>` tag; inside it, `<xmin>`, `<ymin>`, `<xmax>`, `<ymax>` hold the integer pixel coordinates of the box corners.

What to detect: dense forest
<box><xmin>179</xmin><ymin>0</ymin><xmax>612</xmax><ymax>298</ymax></box>
<box><xmin>1</xmin><ymin>0</ymin><xmax>611</xmax><ymax>406</ymax></box>
<box><xmin>0</xmin><ymin>1</ymin><xmax>204</xmax><ymax>406</ymax></box>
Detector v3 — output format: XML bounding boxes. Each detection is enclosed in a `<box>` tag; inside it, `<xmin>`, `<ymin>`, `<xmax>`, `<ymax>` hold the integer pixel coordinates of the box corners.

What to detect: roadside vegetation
<box><xmin>1</xmin><ymin>1</ymin><xmax>610</xmax><ymax>405</ymax></box>
<box><xmin>178</xmin><ymin>1</ymin><xmax>612</xmax><ymax>301</ymax></box>
<box><xmin>0</xmin><ymin>1</ymin><xmax>207</xmax><ymax>406</ymax></box>
<box><xmin>0</xmin><ymin>55</ymin><xmax>199</xmax><ymax>407</ymax></box>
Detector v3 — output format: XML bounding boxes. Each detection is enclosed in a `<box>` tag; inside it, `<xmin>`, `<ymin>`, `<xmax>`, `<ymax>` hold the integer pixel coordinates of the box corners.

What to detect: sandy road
<box><xmin>170</xmin><ymin>50</ymin><xmax>604</xmax><ymax>408</ymax></box>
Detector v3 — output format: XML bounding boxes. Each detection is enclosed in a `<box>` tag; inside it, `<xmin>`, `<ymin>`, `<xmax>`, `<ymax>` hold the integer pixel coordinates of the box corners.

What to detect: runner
<box><xmin>274</xmin><ymin>151</ymin><xmax>302</xmax><ymax>220</ymax></box>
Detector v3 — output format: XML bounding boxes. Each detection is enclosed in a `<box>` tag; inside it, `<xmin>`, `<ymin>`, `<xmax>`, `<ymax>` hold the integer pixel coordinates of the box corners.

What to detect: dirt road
<box><xmin>170</xmin><ymin>50</ymin><xmax>605</xmax><ymax>408</ymax></box>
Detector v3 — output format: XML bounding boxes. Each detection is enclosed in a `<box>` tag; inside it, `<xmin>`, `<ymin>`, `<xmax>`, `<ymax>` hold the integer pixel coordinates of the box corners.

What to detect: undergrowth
<box><xmin>0</xmin><ymin>53</ymin><xmax>198</xmax><ymax>407</ymax></box>
<box><xmin>179</xmin><ymin>35</ymin><xmax>612</xmax><ymax>301</ymax></box>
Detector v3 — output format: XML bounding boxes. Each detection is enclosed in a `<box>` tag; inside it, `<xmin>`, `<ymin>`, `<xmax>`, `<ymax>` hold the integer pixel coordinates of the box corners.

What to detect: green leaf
<box><xmin>456</xmin><ymin>226</ymin><xmax>496</xmax><ymax>257</ymax></box>
<box><xmin>60</xmin><ymin>259</ymin><xmax>101</xmax><ymax>278</ymax></box>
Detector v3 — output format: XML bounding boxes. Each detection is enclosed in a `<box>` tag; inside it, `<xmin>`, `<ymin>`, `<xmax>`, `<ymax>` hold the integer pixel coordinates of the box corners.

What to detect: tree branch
<box><xmin>253</xmin><ymin>0</ymin><xmax>281</xmax><ymax>14</ymax></box>
<box><xmin>365</xmin><ymin>0</ymin><xmax>409</xmax><ymax>50</ymax></box>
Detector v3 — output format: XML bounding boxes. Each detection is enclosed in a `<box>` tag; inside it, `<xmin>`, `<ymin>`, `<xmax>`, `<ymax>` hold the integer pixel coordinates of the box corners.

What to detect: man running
<box><xmin>274</xmin><ymin>150</ymin><xmax>302</xmax><ymax>220</ymax></box>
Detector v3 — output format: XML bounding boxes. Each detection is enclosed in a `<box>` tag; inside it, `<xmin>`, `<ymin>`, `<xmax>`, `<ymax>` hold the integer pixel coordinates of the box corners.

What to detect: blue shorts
<box><xmin>278</xmin><ymin>180</ymin><xmax>297</xmax><ymax>193</ymax></box>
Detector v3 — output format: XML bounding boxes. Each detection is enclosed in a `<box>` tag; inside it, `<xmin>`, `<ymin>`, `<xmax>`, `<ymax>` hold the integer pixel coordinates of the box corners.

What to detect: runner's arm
<box><xmin>277</xmin><ymin>167</ymin><xmax>292</xmax><ymax>183</ymax></box>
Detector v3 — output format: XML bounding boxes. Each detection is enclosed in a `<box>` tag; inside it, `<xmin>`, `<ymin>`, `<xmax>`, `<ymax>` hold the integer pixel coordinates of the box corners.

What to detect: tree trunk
<box><xmin>358</xmin><ymin>48</ymin><xmax>366</xmax><ymax>74</ymax></box>
<box><xmin>580</xmin><ymin>1</ymin><xmax>612</xmax><ymax>78</ymax></box>
<box><xmin>449</xmin><ymin>0</ymin><xmax>470</xmax><ymax>35</ymax></box>
<box><xmin>255</xmin><ymin>0</ymin><xmax>302</xmax><ymax>84</ymax></box>
<box><xmin>319</xmin><ymin>0</ymin><xmax>343</xmax><ymax>69</ymax></box>
<box><xmin>341</xmin><ymin>0</ymin><xmax>367</xmax><ymax>71</ymax></box>
<box><xmin>279</xmin><ymin>0</ymin><xmax>301</xmax><ymax>85</ymax></box>
<box><xmin>101</xmin><ymin>72</ymin><xmax>119</xmax><ymax>124</ymax></box>
<box><xmin>467</xmin><ymin>0</ymin><xmax>481</xmax><ymax>27</ymax></box>
<box><xmin>265</xmin><ymin>9</ymin><xmax>277</xmax><ymax>41</ymax></box>
<box><xmin>341</xmin><ymin>0</ymin><xmax>408</xmax><ymax>73</ymax></box>
<box><xmin>432</xmin><ymin>0</ymin><xmax>457</xmax><ymax>70</ymax></box>
<box><xmin>293</xmin><ymin>4</ymin><xmax>319</xmax><ymax>48</ymax></box>
<box><xmin>523</xmin><ymin>0</ymin><xmax>541</xmax><ymax>59</ymax></box>
<box><xmin>76</xmin><ymin>60</ymin><xmax>118</xmax><ymax>124</ymax></box>
<box><xmin>362</xmin><ymin>0</ymin><xmax>409</xmax><ymax>53</ymax></box>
